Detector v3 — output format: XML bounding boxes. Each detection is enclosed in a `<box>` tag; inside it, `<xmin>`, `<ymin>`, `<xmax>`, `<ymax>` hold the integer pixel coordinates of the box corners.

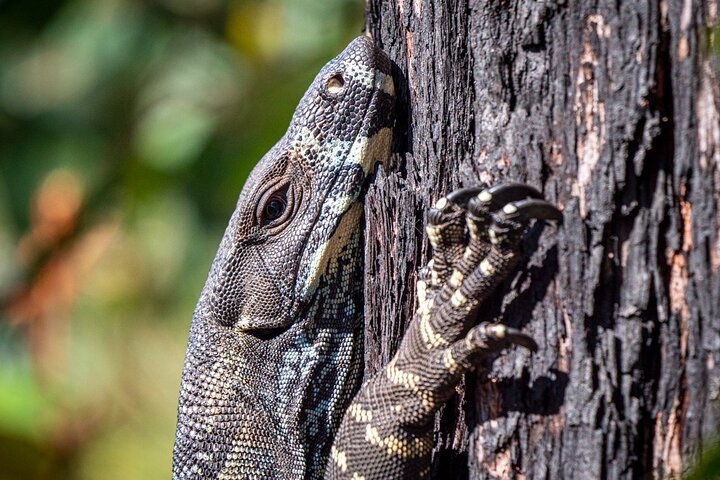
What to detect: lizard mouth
<box><xmin>247</xmin><ymin>325</ymin><xmax>288</xmax><ymax>340</ymax></box>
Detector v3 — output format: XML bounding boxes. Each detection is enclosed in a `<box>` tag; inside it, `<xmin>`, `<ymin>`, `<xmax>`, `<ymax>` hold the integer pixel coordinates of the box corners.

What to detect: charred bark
<box><xmin>362</xmin><ymin>1</ymin><xmax>720</xmax><ymax>478</ymax></box>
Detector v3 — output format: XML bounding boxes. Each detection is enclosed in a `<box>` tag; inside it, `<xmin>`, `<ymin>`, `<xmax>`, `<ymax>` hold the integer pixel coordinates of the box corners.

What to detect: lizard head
<box><xmin>204</xmin><ymin>35</ymin><xmax>395</xmax><ymax>335</ymax></box>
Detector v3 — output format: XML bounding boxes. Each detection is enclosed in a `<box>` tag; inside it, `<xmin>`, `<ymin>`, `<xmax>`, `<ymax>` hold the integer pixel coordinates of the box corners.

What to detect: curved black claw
<box><xmin>469</xmin><ymin>183</ymin><xmax>545</xmax><ymax>219</ymax></box>
<box><xmin>428</xmin><ymin>186</ymin><xmax>487</xmax><ymax>224</ymax></box>
<box><xmin>444</xmin><ymin>186</ymin><xmax>487</xmax><ymax>208</ymax></box>
<box><xmin>480</xmin><ymin>183</ymin><xmax>544</xmax><ymax>208</ymax></box>
<box><xmin>485</xmin><ymin>324</ymin><xmax>539</xmax><ymax>352</ymax></box>
<box><xmin>499</xmin><ymin>199</ymin><xmax>563</xmax><ymax>223</ymax></box>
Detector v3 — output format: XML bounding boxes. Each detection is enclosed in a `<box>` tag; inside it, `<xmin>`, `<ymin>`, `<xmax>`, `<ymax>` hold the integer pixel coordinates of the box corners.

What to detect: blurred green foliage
<box><xmin>686</xmin><ymin>436</ymin><xmax>720</xmax><ymax>480</ymax></box>
<box><xmin>0</xmin><ymin>0</ymin><xmax>362</xmax><ymax>478</ymax></box>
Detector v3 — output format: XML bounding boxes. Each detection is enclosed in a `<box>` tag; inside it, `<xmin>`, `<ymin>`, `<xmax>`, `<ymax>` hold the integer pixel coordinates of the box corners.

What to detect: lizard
<box><xmin>172</xmin><ymin>35</ymin><xmax>562</xmax><ymax>479</ymax></box>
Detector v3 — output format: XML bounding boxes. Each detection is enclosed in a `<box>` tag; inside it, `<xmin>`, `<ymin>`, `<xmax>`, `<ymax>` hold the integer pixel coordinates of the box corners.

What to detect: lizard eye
<box><xmin>256</xmin><ymin>183</ymin><xmax>294</xmax><ymax>229</ymax></box>
<box><xmin>263</xmin><ymin>195</ymin><xmax>287</xmax><ymax>222</ymax></box>
<box><xmin>325</xmin><ymin>73</ymin><xmax>345</xmax><ymax>95</ymax></box>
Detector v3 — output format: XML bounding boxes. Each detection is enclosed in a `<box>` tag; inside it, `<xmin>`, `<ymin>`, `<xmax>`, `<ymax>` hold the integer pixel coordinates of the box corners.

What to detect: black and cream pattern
<box><xmin>173</xmin><ymin>36</ymin><xmax>394</xmax><ymax>479</ymax></box>
<box><xmin>172</xmin><ymin>36</ymin><xmax>562</xmax><ymax>480</ymax></box>
<box><xmin>326</xmin><ymin>184</ymin><xmax>561</xmax><ymax>479</ymax></box>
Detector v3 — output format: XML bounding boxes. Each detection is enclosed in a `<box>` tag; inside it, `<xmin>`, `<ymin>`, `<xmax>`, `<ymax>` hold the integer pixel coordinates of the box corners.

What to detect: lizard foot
<box><xmin>416</xmin><ymin>183</ymin><xmax>561</xmax><ymax>370</ymax></box>
<box><xmin>327</xmin><ymin>183</ymin><xmax>561</xmax><ymax>479</ymax></box>
<box><xmin>389</xmin><ymin>183</ymin><xmax>561</xmax><ymax>426</ymax></box>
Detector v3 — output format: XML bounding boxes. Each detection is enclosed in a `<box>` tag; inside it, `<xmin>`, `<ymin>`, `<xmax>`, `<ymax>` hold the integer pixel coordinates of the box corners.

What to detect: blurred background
<box><xmin>0</xmin><ymin>0</ymin><xmax>362</xmax><ymax>478</ymax></box>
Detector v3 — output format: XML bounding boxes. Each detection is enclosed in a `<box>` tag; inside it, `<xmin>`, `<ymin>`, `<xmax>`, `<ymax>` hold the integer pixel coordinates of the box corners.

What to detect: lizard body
<box><xmin>173</xmin><ymin>36</ymin><xmax>560</xmax><ymax>479</ymax></box>
<box><xmin>173</xmin><ymin>36</ymin><xmax>394</xmax><ymax>480</ymax></box>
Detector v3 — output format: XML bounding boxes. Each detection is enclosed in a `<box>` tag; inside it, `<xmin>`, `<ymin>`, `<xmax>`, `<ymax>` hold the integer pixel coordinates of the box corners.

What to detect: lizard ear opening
<box><xmin>324</xmin><ymin>72</ymin><xmax>346</xmax><ymax>96</ymax></box>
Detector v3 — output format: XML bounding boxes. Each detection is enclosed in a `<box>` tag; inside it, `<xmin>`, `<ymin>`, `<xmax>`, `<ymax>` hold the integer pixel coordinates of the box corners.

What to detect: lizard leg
<box><xmin>327</xmin><ymin>184</ymin><xmax>561</xmax><ymax>480</ymax></box>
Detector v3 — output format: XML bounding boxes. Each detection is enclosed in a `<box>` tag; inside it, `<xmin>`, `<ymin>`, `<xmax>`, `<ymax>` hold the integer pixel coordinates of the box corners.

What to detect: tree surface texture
<box><xmin>362</xmin><ymin>1</ymin><xmax>720</xmax><ymax>478</ymax></box>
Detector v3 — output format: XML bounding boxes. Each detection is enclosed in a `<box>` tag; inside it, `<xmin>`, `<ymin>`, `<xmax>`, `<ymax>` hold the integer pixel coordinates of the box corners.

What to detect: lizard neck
<box><xmin>272</xmin><ymin>220</ymin><xmax>366</xmax><ymax>478</ymax></box>
<box><xmin>174</xmin><ymin>196</ymin><xmax>368</xmax><ymax>480</ymax></box>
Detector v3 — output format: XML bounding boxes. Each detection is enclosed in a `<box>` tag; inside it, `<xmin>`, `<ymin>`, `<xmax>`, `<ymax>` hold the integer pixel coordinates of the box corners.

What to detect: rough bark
<box><xmin>362</xmin><ymin>1</ymin><xmax>720</xmax><ymax>478</ymax></box>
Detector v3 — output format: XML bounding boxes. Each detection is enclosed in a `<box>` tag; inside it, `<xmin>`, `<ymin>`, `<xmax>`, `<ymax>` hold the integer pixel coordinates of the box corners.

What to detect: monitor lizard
<box><xmin>172</xmin><ymin>35</ymin><xmax>561</xmax><ymax>479</ymax></box>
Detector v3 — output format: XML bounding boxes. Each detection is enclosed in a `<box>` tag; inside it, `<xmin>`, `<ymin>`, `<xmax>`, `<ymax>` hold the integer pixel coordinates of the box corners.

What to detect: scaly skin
<box><xmin>327</xmin><ymin>185</ymin><xmax>561</xmax><ymax>478</ymax></box>
<box><xmin>172</xmin><ymin>36</ymin><xmax>395</xmax><ymax>479</ymax></box>
<box><xmin>172</xmin><ymin>36</ymin><xmax>562</xmax><ymax>479</ymax></box>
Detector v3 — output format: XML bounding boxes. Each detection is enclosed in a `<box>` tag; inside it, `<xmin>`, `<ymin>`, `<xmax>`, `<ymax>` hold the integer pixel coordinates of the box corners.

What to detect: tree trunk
<box><xmin>362</xmin><ymin>1</ymin><xmax>720</xmax><ymax>478</ymax></box>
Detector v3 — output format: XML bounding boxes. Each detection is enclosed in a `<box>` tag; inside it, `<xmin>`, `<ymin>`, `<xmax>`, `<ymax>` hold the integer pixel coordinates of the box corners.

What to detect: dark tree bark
<box><xmin>362</xmin><ymin>1</ymin><xmax>720</xmax><ymax>478</ymax></box>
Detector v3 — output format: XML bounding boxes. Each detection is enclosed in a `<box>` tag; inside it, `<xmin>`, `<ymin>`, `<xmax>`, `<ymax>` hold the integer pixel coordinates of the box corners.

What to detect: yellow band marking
<box><xmin>331</xmin><ymin>446</ymin><xmax>348</xmax><ymax>472</ymax></box>
<box><xmin>419</xmin><ymin>310</ymin><xmax>448</xmax><ymax>348</ymax></box>
<box><xmin>467</xmin><ymin>218</ymin><xmax>479</xmax><ymax>239</ymax></box>
<box><xmin>378</xmin><ymin>71</ymin><xmax>395</xmax><ymax>96</ymax></box>
<box><xmin>426</xmin><ymin>225</ymin><xmax>442</xmax><ymax>248</ymax></box>
<box><xmin>503</xmin><ymin>203</ymin><xmax>518</xmax><ymax>214</ymax></box>
<box><xmin>431</xmin><ymin>269</ymin><xmax>440</xmax><ymax>287</ymax></box>
<box><xmin>417</xmin><ymin>279</ymin><xmax>428</xmax><ymax>304</ymax></box>
<box><xmin>489</xmin><ymin>229</ymin><xmax>500</xmax><ymax>244</ymax></box>
<box><xmin>448</xmin><ymin>270</ymin><xmax>464</xmax><ymax>288</ymax></box>
<box><xmin>450</xmin><ymin>290</ymin><xmax>468</xmax><ymax>307</ymax></box>
<box><xmin>348</xmin><ymin>402</ymin><xmax>373</xmax><ymax>423</ymax></box>
<box><xmin>443</xmin><ymin>349</ymin><xmax>460</xmax><ymax>374</ymax></box>
<box><xmin>385</xmin><ymin>360</ymin><xmax>436</xmax><ymax>410</ymax></box>
<box><xmin>479</xmin><ymin>258</ymin><xmax>495</xmax><ymax>276</ymax></box>
<box><xmin>364</xmin><ymin>424</ymin><xmax>433</xmax><ymax>458</ymax></box>
<box><xmin>302</xmin><ymin>204</ymin><xmax>362</xmax><ymax>297</ymax></box>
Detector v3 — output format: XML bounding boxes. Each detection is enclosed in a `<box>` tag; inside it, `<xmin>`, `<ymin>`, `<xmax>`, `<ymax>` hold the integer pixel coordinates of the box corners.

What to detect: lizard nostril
<box><xmin>325</xmin><ymin>73</ymin><xmax>345</xmax><ymax>94</ymax></box>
